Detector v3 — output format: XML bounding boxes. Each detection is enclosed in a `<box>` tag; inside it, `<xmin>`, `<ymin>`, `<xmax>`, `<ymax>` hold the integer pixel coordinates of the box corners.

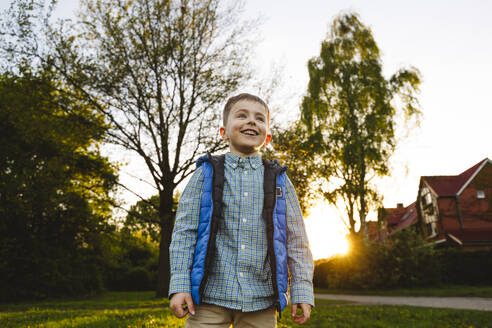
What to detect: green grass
<box><xmin>0</xmin><ymin>292</ymin><xmax>184</xmax><ymax>328</ymax></box>
<box><xmin>315</xmin><ymin>284</ymin><xmax>492</xmax><ymax>298</ymax></box>
<box><xmin>0</xmin><ymin>291</ymin><xmax>490</xmax><ymax>328</ymax></box>
<box><xmin>278</xmin><ymin>299</ymin><xmax>492</xmax><ymax>328</ymax></box>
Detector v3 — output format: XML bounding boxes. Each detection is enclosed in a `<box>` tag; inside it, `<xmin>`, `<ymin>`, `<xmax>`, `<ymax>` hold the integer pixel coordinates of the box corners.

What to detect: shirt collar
<box><xmin>225</xmin><ymin>152</ymin><xmax>262</xmax><ymax>170</ymax></box>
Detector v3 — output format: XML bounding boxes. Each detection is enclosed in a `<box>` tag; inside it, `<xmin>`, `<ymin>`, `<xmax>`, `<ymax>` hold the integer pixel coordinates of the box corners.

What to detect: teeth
<box><xmin>242</xmin><ymin>130</ymin><xmax>257</xmax><ymax>136</ymax></box>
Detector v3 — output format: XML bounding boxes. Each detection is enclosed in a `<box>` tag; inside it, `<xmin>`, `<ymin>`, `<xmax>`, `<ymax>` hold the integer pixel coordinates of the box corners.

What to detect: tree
<box><xmin>299</xmin><ymin>12</ymin><xmax>421</xmax><ymax>236</ymax></box>
<box><xmin>0</xmin><ymin>69</ymin><xmax>117</xmax><ymax>300</ymax></box>
<box><xmin>123</xmin><ymin>195</ymin><xmax>161</xmax><ymax>243</ymax></box>
<box><xmin>0</xmin><ymin>0</ymin><xmax>256</xmax><ymax>297</ymax></box>
<box><xmin>123</xmin><ymin>193</ymin><xmax>179</xmax><ymax>243</ymax></box>
<box><xmin>266</xmin><ymin>123</ymin><xmax>319</xmax><ymax>216</ymax></box>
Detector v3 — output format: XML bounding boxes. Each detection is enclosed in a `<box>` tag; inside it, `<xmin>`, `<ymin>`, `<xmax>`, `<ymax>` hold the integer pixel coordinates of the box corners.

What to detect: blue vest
<box><xmin>190</xmin><ymin>153</ymin><xmax>289</xmax><ymax>312</ymax></box>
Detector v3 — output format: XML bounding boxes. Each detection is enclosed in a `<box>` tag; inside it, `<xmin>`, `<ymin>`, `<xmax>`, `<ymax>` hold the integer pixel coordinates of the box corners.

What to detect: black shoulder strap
<box><xmin>261</xmin><ymin>158</ymin><xmax>286</xmax><ymax>310</ymax></box>
<box><xmin>208</xmin><ymin>153</ymin><xmax>226</xmax><ymax>233</ymax></box>
<box><xmin>261</xmin><ymin>158</ymin><xmax>286</xmax><ymax>225</ymax></box>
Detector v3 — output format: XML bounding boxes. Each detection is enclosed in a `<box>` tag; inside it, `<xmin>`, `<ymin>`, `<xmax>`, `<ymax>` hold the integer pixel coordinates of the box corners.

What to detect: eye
<box><xmin>257</xmin><ymin>116</ymin><xmax>265</xmax><ymax>122</ymax></box>
<box><xmin>238</xmin><ymin>113</ymin><xmax>247</xmax><ymax>118</ymax></box>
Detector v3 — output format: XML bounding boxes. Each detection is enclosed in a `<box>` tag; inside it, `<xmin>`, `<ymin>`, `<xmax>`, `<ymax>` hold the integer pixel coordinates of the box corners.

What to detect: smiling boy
<box><xmin>219</xmin><ymin>97</ymin><xmax>271</xmax><ymax>157</ymax></box>
<box><xmin>169</xmin><ymin>93</ymin><xmax>314</xmax><ymax>327</ymax></box>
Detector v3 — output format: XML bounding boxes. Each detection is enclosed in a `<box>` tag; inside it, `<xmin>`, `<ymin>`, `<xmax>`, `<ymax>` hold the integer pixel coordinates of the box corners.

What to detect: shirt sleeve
<box><xmin>168</xmin><ymin>166</ymin><xmax>204</xmax><ymax>298</ymax></box>
<box><xmin>285</xmin><ymin>175</ymin><xmax>315</xmax><ymax>306</ymax></box>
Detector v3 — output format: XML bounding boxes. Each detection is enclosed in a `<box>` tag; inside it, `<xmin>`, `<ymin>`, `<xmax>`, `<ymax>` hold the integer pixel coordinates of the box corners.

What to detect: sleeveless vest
<box><xmin>190</xmin><ymin>153</ymin><xmax>289</xmax><ymax>313</ymax></box>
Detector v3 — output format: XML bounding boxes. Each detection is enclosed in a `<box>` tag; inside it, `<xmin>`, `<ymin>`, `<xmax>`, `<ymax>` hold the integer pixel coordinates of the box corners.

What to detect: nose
<box><xmin>247</xmin><ymin>116</ymin><xmax>256</xmax><ymax>125</ymax></box>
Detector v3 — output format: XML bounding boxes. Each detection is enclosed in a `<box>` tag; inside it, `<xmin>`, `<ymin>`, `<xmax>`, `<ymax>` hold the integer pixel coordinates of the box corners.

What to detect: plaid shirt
<box><xmin>169</xmin><ymin>152</ymin><xmax>314</xmax><ymax>312</ymax></box>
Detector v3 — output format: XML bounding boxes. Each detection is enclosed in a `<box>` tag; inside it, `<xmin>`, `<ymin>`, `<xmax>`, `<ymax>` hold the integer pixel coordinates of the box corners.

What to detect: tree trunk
<box><xmin>359</xmin><ymin>161</ymin><xmax>367</xmax><ymax>237</ymax></box>
<box><xmin>348</xmin><ymin>200</ymin><xmax>356</xmax><ymax>236</ymax></box>
<box><xmin>156</xmin><ymin>188</ymin><xmax>174</xmax><ymax>298</ymax></box>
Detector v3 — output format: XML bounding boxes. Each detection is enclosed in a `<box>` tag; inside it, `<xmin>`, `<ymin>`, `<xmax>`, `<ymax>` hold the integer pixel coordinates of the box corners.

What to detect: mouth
<box><xmin>240</xmin><ymin>129</ymin><xmax>259</xmax><ymax>136</ymax></box>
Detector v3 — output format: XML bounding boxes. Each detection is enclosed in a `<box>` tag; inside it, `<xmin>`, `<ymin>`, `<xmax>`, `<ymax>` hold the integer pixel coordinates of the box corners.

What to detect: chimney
<box><xmin>397</xmin><ymin>203</ymin><xmax>404</xmax><ymax>209</ymax></box>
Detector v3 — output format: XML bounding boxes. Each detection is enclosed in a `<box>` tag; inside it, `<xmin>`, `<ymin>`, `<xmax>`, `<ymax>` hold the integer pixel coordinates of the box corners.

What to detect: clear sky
<box><xmin>3</xmin><ymin>0</ymin><xmax>491</xmax><ymax>259</ymax></box>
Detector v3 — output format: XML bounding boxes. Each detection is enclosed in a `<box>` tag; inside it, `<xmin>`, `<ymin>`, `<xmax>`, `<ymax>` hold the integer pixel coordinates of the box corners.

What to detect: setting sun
<box><xmin>304</xmin><ymin>202</ymin><xmax>350</xmax><ymax>260</ymax></box>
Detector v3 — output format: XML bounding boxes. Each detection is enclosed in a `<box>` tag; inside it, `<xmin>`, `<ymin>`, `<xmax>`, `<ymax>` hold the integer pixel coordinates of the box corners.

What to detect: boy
<box><xmin>169</xmin><ymin>93</ymin><xmax>314</xmax><ymax>327</ymax></box>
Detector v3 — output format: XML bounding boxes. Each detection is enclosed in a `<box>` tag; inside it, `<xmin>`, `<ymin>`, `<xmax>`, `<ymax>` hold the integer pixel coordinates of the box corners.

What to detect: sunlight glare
<box><xmin>304</xmin><ymin>202</ymin><xmax>349</xmax><ymax>260</ymax></box>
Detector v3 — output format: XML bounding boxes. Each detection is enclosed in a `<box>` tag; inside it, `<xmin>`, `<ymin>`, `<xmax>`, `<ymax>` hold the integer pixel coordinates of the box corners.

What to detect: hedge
<box><xmin>314</xmin><ymin>230</ymin><xmax>492</xmax><ymax>290</ymax></box>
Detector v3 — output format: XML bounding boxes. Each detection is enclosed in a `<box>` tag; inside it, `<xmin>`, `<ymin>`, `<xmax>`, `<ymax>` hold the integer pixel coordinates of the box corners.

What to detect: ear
<box><xmin>263</xmin><ymin>134</ymin><xmax>272</xmax><ymax>147</ymax></box>
<box><xmin>220</xmin><ymin>127</ymin><xmax>229</xmax><ymax>142</ymax></box>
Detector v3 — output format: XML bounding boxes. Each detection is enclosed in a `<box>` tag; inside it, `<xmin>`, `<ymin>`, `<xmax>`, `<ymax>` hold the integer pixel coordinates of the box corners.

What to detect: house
<box><xmin>417</xmin><ymin>158</ymin><xmax>492</xmax><ymax>250</ymax></box>
<box><xmin>376</xmin><ymin>202</ymin><xmax>418</xmax><ymax>241</ymax></box>
<box><xmin>378</xmin><ymin>158</ymin><xmax>492</xmax><ymax>250</ymax></box>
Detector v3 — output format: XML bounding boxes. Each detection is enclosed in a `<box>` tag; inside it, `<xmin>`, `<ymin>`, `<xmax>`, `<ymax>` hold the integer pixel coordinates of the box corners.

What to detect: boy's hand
<box><xmin>170</xmin><ymin>292</ymin><xmax>195</xmax><ymax>318</ymax></box>
<box><xmin>291</xmin><ymin>303</ymin><xmax>311</xmax><ymax>325</ymax></box>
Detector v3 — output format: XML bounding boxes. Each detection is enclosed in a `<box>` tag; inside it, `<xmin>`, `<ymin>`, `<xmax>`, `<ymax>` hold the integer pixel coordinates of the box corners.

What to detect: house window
<box><xmin>477</xmin><ymin>190</ymin><xmax>485</xmax><ymax>199</ymax></box>
<box><xmin>425</xmin><ymin>193</ymin><xmax>432</xmax><ymax>205</ymax></box>
<box><xmin>426</xmin><ymin>222</ymin><xmax>437</xmax><ymax>237</ymax></box>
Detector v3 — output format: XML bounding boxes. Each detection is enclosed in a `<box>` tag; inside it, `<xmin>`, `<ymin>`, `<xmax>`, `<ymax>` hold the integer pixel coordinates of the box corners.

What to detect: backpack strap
<box><xmin>262</xmin><ymin>158</ymin><xmax>287</xmax><ymax>312</ymax></box>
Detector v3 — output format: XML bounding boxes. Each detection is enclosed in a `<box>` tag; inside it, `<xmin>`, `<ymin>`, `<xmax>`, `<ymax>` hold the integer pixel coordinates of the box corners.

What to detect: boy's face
<box><xmin>220</xmin><ymin>100</ymin><xmax>272</xmax><ymax>157</ymax></box>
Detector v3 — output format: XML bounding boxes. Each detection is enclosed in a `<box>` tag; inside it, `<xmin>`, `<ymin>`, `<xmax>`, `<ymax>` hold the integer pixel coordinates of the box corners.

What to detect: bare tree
<box><xmin>1</xmin><ymin>0</ymin><xmax>256</xmax><ymax>297</ymax></box>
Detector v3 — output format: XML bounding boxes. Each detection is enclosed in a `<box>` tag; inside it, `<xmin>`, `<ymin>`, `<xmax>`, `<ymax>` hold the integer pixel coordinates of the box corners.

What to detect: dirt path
<box><xmin>315</xmin><ymin>294</ymin><xmax>492</xmax><ymax>311</ymax></box>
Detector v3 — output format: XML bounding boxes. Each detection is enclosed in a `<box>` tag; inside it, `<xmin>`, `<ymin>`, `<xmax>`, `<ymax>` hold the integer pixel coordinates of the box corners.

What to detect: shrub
<box><xmin>314</xmin><ymin>230</ymin><xmax>441</xmax><ymax>290</ymax></box>
<box><xmin>438</xmin><ymin>248</ymin><xmax>492</xmax><ymax>285</ymax></box>
<box><xmin>102</xmin><ymin>231</ymin><xmax>158</xmax><ymax>291</ymax></box>
<box><xmin>122</xmin><ymin>267</ymin><xmax>153</xmax><ymax>291</ymax></box>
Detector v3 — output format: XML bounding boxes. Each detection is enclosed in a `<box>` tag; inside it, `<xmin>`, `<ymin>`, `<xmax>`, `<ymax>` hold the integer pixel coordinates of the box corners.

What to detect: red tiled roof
<box><xmin>386</xmin><ymin>208</ymin><xmax>408</xmax><ymax>225</ymax></box>
<box><xmin>423</xmin><ymin>158</ymin><xmax>488</xmax><ymax>196</ymax></box>
<box><xmin>387</xmin><ymin>202</ymin><xmax>418</xmax><ymax>235</ymax></box>
<box><xmin>441</xmin><ymin>216</ymin><xmax>492</xmax><ymax>242</ymax></box>
<box><xmin>386</xmin><ymin>202</ymin><xmax>417</xmax><ymax>226</ymax></box>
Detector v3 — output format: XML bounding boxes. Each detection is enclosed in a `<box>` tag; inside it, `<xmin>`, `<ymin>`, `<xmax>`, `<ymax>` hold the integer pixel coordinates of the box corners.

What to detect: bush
<box><xmin>380</xmin><ymin>230</ymin><xmax>440</xmax><ymax>288</ymax></box>
<box><xmin>0</xmin><ymin>246</ymin><xmax>105</xmax><ymax>302</ymax></box>
<box><xmin>314</xmin><ymin>231</ymin><xmax>492</xmax><ymax>290</ymax></box>
<box><xmin>102</xmin><ymin>231</ymin><xmax>158</xmax><ymax>291</ymax></box>
<box><xmin>438</xmin><ymin>248</ymin><xmax>492</xmax><ymax>285</ymax></box>
<box><xmin>314</xmin><ymin>230</ymin><xmax>441</xmax><ymax>290</ymax></box>
<box><xmin>121</xmin><ymin>267</ymin><xmax>153</xmax><ymax>291</ymax></box>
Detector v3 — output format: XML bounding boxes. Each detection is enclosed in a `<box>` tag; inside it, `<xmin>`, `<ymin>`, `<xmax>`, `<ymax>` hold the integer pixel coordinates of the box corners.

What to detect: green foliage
<box><xmin>0</xmin><ymin>70</ymin><xmax>118</xmax><ymax>301</ymax></box>
<box><xmin>266</xmin><ymin>122</ymin><xmax>320</xmax><ymax>215</ymax></box>
<box><xmin>124</xmin><ymin>195</ymin><xmax>161</xmax><ymax>243</ymax></box>
<box><xmin>315</xmin><ymin>230</ymin><xmax>440</xmax><ymax>290</ymax></box>
<box><xmin>439</xmin><ymin>248</ymin><xmax>492</xmax><ymax>285</ymax></box>
<box><xmin>122</xmin><ymin>267</ymin><xmax>153</xmax><ymax>291</ymax></box>
<box><xmin>123</xmin><ymin>193</ymin><xmax>180</xmax><ymax>243</ymax></box>
<box><xmin>291</xmin><ymin>12</ymin><xmax>422</xmax><ymax>235</ymax></box>
<box><xmin>315</xmin><ymin>230</ymin><xmax>492</xmax><ymax>290</ymax></box>
<box><xmin>104</xmin><ymin>231</ymin><xmax>159</xmax><ymax>291</ymax></box>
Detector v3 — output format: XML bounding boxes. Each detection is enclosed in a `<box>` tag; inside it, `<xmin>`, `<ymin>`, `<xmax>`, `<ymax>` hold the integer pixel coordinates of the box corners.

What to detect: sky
<box><xmin>2</xmin><ymin>0</ymin><xmax>491</xmax><ymax>259</ymax></box>
<box><xmin>240</xmin><ymin>0</ymin><xmax>492</xmax><ymax>258</ymax></box>
<box><xmin>243</xmin><ymin>0</ymin><xmax>492</xmax><ymax>206</ymax></box>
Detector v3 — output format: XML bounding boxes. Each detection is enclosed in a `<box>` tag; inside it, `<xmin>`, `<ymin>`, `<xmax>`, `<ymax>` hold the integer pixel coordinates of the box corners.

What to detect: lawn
<box><xmin>287</xmin><ymin>299</ymin><xmax>491</xmax><ymax>328</ymax></box>
<box><xmin>0</xmin><ymin>291</ymin><xmax>490</xmax><ymax>328</ymax></box>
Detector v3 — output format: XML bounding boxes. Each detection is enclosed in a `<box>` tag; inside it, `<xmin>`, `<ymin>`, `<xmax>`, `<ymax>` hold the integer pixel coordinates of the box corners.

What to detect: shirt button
<box><xmin>241</xmin><ymin>244</ymin><xmax>245</xmax><ymax>250</ymax></box>
<box><xmin>242</xmin><ymin>218</ymin><xmax>247</xmax><ymax>223</ymax></box>
<box><xmin>239</xmin><ymin>272</ymin><xmax>244</xmax><ymax>277</ymax></box>
<box><xmin>244</xmin><ymin>192</ymin><xmax>248</xmax><ymax>196</ymax></box>
<box><xmin>244</xmin><ymin>171</ymin><xmax>247</xmax><ymax>175</ymax></box>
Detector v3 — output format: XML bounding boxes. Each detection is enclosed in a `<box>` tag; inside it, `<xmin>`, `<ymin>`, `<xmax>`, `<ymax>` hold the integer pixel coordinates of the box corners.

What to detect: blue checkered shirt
<box><xmin>169</xmin><ymin>152</ymin><xmax>314</xmax><ymax>311</ymax></box>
